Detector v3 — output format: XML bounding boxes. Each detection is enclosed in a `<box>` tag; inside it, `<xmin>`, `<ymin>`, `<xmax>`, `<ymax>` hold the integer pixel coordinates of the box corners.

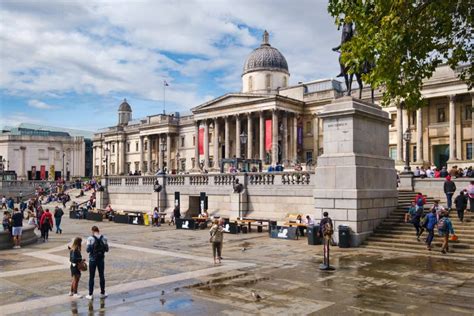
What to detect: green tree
<box><xmin>328</xmin><ymin>0</ymin><xmax>473</xmax><ymax>109</ymax></box>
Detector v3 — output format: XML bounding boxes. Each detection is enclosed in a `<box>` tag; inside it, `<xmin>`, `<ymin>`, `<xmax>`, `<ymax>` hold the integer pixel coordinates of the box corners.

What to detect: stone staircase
<box><xmin>363</xmin><ymin>190</ymin><xmax>474</xmax><ymax>259</ymax></box>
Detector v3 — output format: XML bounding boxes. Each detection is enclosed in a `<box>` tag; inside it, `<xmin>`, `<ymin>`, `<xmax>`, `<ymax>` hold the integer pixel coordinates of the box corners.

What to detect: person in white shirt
<box><xmin>305</xmin><ymin>215</ymin><xmax>315</xmax><ymax>226</ymax></box>
<box><xmin>426</xmin><ymin>168</ymin><xmax>434</xmax><ymax>178</ymax></box>
<box><xmin>414</xmin><ymin>167</ymin><xmax>420</xmax><ymax>177</ymax></box>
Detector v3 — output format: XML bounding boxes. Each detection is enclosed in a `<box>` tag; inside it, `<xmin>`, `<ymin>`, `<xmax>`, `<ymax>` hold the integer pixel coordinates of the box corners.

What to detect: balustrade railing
<box><xmin>214</xmin><ymin>174</ymin><xmax>235</xmax><ymax>185</ymax></box>
<box><xmin>248</xmin><ymin>173</ymin><xmax>275</xmax><ymax>185</ymax></box>
<box><xmin>125</xmin><ymin>177</ymin><xmax>139</xmax><ymax>186</ymax></box>
<box><xmin>189</xmin><ymin>175</ymin><xmax>209</xmax><ymax>185</ymax></box>
<box><xmin>167</xmin><ymin>176</ymin><xmax>185</xmax><ymax>186</ymax></box>
<box><xmin>142</xmin><ymin>177</ymin><xmax>155</xmax><ymax>186</ymax></box>
<box><xmin>281</xmin><ymin>172</ymin><xmax>311</xmax><ymax>185</ymax></box>
<box><xmin>108</xmin><ymin>178</ymin><xmax>122</xmax><ymax>186</ymax></box>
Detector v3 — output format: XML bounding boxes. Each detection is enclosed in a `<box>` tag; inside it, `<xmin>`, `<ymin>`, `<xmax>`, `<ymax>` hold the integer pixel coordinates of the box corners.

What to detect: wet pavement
<box><xmin>0</xmin><ymin>216</ymin><xmax>473</xmax><ymax>315</ymax></box>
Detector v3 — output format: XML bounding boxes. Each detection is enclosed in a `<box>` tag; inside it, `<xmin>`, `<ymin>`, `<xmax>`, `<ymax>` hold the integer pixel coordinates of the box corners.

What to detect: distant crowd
<box><xmin>414</xmin><ymin>165</ymin><xmax>474</xmax><ymax>178</ymax></box>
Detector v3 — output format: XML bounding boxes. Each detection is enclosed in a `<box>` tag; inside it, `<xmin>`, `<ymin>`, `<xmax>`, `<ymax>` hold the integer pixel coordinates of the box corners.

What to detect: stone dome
<box><xmin>118</xmin><ymin>98</ymin><xmax>132</xmax><ymax>112</ymax></box>
<box><xmin>242</xmin><ymin>30</ymin><xmax>289</xmax><ymax>76</ymax></box>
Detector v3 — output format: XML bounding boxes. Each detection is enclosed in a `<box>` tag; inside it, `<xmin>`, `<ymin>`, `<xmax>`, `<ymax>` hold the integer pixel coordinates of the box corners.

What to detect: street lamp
<box><xmin>160</xmin><ymin>137</ymin><xmax>166</xmax><ymax>173</ymax></box>
<box><xmin>402</xmin><ymin>128</ymin><xmax>412</xmax><ymax>174</ymax></box>
<box><xmin>104</xmin><ymin>147</ymin><xmax>110</xmax><ymax>176</ymax></box>
<box><xmin>66</xmin><ymin>162</ymin><xmax>69</xmax><ymax>181</ymax></box>
<box><xmin>240</xmin><ymin>131</ymin><xmax>248</xmax><ymax>159</ymax></box>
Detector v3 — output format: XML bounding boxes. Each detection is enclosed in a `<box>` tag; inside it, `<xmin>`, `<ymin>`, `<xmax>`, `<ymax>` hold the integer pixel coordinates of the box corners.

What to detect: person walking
<box><xmin>454</xmin><ymin>190</ymin><xmax>468</xmax><ymax>222</ymax></box>
<box><xmin>170</xmin><ymin>205</ymin><xmax>180</xmax><ymax>226</ymax></box>
<box><xmin>11</xmin><ymin>208</ymin><xmax>23</xmax><ymax>249</ymax></box>
<box><xmin>54</xmin><ymin>206</ymin><xmax>64</xmax><ymax>234</ymax></box>
<box><xmin>405</xmin><ymin>201</ymin><xmax>417</xmax><ymax>223</ymax></box>
<box><xmin>413</xmin><ymin>192</ymin><xmax>426</xmax><ymax>213</ymax></box>
<box><xmin>209</xmin><ymin>219</ymin><xmax>224</xmax><ymax>265</ymax></box>
<box><xmin>40</xmin><ymin>209</ymin><xmax>53</xmax><ymax>242</ymax></box>
<box><xmin>69</xmin><ymin>237</ymin><xmax>85</xmax><ymax>298</ymax></box>
<box><xmin>438</xmin><ymin>212</ymin><xmax>455</xmax><ymax>254</ymax></box>
<box><xmin>86</xmin><ymin>226</ymin><xmax>109</xmax><ymax>300</ymax></box>
<box><xmin>425</xmin><ymin>208</ymin><xmax>438</xmax><ymax>251</ymax></box>
<box><xmin>443</xmin><ymin>175</ymin><xmax>456</xmax><ymax>210</ymax></box>
<box><xmin>466</xmin><ymin>181</ymin><xmax>474</xmax><ymax>213</ymax></box>
<box><xmin>411</xmin><ymin>204</ymin><xmax>425</xmax><ymax>241</ymax></box>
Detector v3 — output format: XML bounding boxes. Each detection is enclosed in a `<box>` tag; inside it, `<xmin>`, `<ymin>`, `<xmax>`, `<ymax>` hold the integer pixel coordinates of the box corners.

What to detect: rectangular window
<box><xmin>193</xmin><ymin>136</ymin><xmax>196</xmax><ymax>146</ymax></box>
<box><xmin>112</xmin><ymin>144</ymin><xmax>115</xmax><ymax>153</ymax></box>
<box><xmin>306</xmin><ymin>121</ymin><xmax>312</xmax><ymax>134</ymax></box>
<box><xmin>306</xmin><ymin>151</ymin><xmax>313</xmax><ymax>163</ymax></box>
<box><xmin>467</xmin><ymin>143</ymin><xmax>473</xmax><ymax>160</ymax></box>
<box><xmin>144</xmin><ymin>142</ymin><xmax>147</xmax><ymax>151</ymax></box>
<box><xmin>465</xmin><ymin>105</ymin><xmax>473</xmax><ymax>121</ymax></box>
<box><xmin>134</xmin><ymin>162</ymin><xmax>139</xmax><ymax>171</ymax></box>
<box><xmin>143</xmin><ymin>162</ymin><xmax>148</xmax><ymax>173</ymax></box>
<box><xmin>126</xmin><ymin>162</ymin><xmax>131</xmax><ymax>173</ymax></box>
<box><xmin>181</xmin><ymin>137</ymin><xmax>185</xmax><ymax>147</ymax></box>
<box><xmin>437</xmin><ymin>107</ymin><xmax>446</xmax><ymax>123</ymax></box>
<box><xmin>135</xmin><ymin>142</ymin><xmax>138</xmax><ymax>151</ymax></box>
<box><xmin>390</xmin><ymin>113</ymin><xmax>397</xmax><ymax>128</ymax></box>
<box><xmin>110</xmin><ymin>163</ymin><xmax>115</xmax><ymax>174</ymax></box>
<box><xmin>412</xmin><ymin>145</ymin><xmax>417</xmax><ymax>162</ymax></box>
<box><xmin>389</xmin><ymin>147</ymin><xmax>397</xmax><ymax>160</ymax></box>
<box><xmin>191</xmin><ymin>158</ymin><xmax>195</xmax><ymax>169</ymax></box>
<box><xmin>126</xmin><ymin>143</ymin><xmax>130</xmax><ymax>152</ymax></box>
<box><xmin>410</xmin><ymin>111</ymin><xmax>416</xmax><ymax>126</ymax></box>
<box><xmin>180</xmin><ymin>159</ymin><xmax>186</xmax><ymax>171</ymax></box>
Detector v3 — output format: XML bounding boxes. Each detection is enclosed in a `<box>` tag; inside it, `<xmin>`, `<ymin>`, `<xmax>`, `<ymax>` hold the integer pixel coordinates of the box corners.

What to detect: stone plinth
<box><xmin>313</xmin><ymin>97</ymin><xmax>397</xmax><ymax>246</ymax></box>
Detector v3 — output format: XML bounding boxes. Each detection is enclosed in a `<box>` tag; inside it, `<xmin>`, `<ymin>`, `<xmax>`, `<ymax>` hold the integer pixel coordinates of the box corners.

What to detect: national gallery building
<box><xmin>92</xmin><ymin>32</ymin><xmax>472</xmax><ymax>176</ymax></box>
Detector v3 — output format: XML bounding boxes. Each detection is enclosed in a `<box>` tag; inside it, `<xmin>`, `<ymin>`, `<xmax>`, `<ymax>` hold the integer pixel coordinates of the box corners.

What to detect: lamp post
<box><xmin>1</xmin><ymin>158</ymin><xmax>5</xmax><ymax>181</ymax></box>
<box><xmin>160</xmin><ymin>137</ymin><xmax>166</xmax><ymax>173</ymax></box>
<box><xmin>104</xmin><ymin>147</ymin><xmax>110</xmax><ymax>176</ymax></box>
<box><xmin>176</xmin><ymin>152</ymin><xmax>180</xmax><ymax>173</ymax></box>
<box><xmin>240</xmin><ymin>131</ymin><xmax>248</xmax><ymax>159</ymax></box>
<box><xmin>402</xmin><ymin>128</ymin><xmax>413</xmax><ymax>174</ymax></box>
<box><xmin>66</xmin><ymin>162</ymin><xmax>69</xmax><ymax>181</ymax></box>
<box><xmin>62</xmin><ymin>152</ymin><xmax>65</xmax><ymax>180</ymax></box>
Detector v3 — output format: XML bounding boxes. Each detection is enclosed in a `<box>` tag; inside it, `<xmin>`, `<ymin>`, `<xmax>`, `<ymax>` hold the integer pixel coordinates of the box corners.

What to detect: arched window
<box><xmin>248</xmin><ymin>76</ymin><xmax>253</xmax><ymax>91</ymax></box>
<box><xmin>283</xmin><ymin>76</ymin><xmax>288</xmax><ymax>87</ymax></box>
<box><xmin>265</xmin><ymin>74</ymin><xmax>271</xmax><ymax>90</ymax></box>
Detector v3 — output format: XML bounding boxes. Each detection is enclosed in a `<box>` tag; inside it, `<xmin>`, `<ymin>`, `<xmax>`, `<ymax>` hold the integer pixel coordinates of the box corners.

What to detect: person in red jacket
<box><xmin>40</xmin><ymin>209</ymin><xmax>54</xmax><ymax>242</ymax></box>
<box><xmin>413</xmin><ymin>192</ymin><xmax>426</xmax><ymax>213</ymax></box>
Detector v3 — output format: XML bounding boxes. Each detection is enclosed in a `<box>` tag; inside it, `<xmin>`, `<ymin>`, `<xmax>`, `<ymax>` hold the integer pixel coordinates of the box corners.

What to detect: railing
<box><xmin>142</xmin><ymin>176</ymin><xmax>155</xmax><ymax>186</ymax></box>
<box><xmin>108</xmin><ymin>178</ymin><xmax>122</xmax><ymax>186</ymax></box>
<box><xmin>281</xmin><ymin>172</ymin><xmax>311</xmax><ymax>185</ymax></box>
<box><xmin>248</xmin><ymin>173</ymin><xmax>275</xmax><ymax>185</ymax></box>
<box><xmin>125</xmin><ymin>177</ymin><xmax>139</xmax><ymax>186</ymax></box>
<box><xmin>189</xmin><ymin>175</ymin><xmax>209</xmax><ymax>185</ymax></box>
<box><xmin>167</xmin><ymin>176</ymin><xmax>185</xmax><ymax>186</ymax></box>
<box><xmin>214</xmin><ymin>174</ymin><xmax>235</xmax><ymax>185</ymax></box>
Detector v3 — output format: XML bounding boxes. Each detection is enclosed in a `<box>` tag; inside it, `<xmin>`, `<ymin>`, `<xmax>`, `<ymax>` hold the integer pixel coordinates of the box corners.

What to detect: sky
<box><xmin>0</xmin><ymin>0</ymin><xmax>341</xmax><ymax>131</ymax></box>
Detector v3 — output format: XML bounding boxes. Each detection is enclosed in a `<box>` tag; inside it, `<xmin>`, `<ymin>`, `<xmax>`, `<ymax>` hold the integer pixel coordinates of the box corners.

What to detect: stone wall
<box><xmin>413</xmin><ymin>178</ymin><xmax>473</xmax><ymax>202</ymax></box>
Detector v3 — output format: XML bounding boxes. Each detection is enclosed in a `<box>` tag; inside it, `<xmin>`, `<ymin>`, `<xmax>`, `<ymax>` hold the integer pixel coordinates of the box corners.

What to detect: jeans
<box><xmin>413</xmin><ymin>221</ymin><xmax>424</xmax><ymax>237</ymax></box>
<box><xmin>55</xmin><ymin>218</ymin><xmax>62</xmax><ymax>233</ymax></box>
<box><xmin>89</xmin><ymin>258</ymin><xmax>105</xmax><ymax>295</ymax></box>
<box><xmin>470</xmin><ymin>197</ymin><xmax>474</xmax><ymax>212</ymax></box>
<box><xmin>212</xmin><ymin>242</ymin><xmax>222</xmax><ymax>259</ymax></box>
<box><xmin>457</xmin><ymin>208</ymin><xmax>465</xmax><ymax>222</ymax></box>
<box><xmin>426</xmin><ymin>228</ymin><xmax>434</xmax><ymax>247</ymax></box>
<box><xmin>446</xmin><ymin>193</ymin><xmax>453</xmax><ymax>209</ymax></box>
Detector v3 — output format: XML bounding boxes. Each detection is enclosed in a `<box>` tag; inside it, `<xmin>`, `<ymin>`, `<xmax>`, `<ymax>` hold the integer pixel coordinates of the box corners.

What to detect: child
<box><xmin>405</xmin><ymin>201</ymin><xmax>417</xmax><ymax>223</ymax></box>
<box><xmin>153</xmin><ymin>207</ymin><xmax>159</xmax><ymax>227</ymax></box>
<box><xmin>2</xmin><ymin>211</ymin><xmax>11</xmax><ymax>232</ymax></box>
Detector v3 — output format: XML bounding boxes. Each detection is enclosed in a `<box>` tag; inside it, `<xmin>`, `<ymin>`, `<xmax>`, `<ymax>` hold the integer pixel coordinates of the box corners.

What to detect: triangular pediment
<box><xmin>192</xmin><ymin>93</ymin><xmax>271</xmax><ymax>113</ymax></box>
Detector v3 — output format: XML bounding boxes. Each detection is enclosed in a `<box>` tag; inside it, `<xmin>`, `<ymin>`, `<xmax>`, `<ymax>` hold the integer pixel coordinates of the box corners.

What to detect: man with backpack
<box><xmin>318</xmin><ymin>212</ymin><xmax>333</xmax><ymax>240</ymax></box>
<box><xmin>413</xmin><ymin>192</ymin><xmax>426</xmax><ymax>213</ymax></box>
<box><xmin>454</xmin><ymin>190</ymin><xmax>468</xmax><ymax>222</ymax></box>
<box><xmin>437</xmin><ymin>211</ymin><xmax>455</xmax><ymax>254</ymax></box>
<box><xmin>443</xmin><ymin>175</ymin><xmax>456</xmax><ymax>210</ymax></box>
<box><xmin>424</xmin><ymin>208</ymin><xmax>438</xmax><ymax>251</ymax></box>
<box><xmin>86</xmin><ymin>226</ymin><xmax>109</xmax><ymax>300</ymax></box>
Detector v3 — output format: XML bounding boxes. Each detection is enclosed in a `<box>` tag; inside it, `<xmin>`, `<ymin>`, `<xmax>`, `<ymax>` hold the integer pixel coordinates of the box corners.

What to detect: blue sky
<box><xmin>0</xmin><ymin>0</ymin><xmax>340</xmax><ymax>131</ymax></box>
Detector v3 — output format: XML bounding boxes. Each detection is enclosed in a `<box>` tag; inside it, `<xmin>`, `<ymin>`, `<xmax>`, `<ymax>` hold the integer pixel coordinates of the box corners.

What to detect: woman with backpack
<box><xmin>438</xmin><ymin>212</ymin><xmax>455</xmax><ymax>254</ymax></box>
<box><xmin>424</xmin><ymin>208</ymin><xmax>437</xmax><ymax>251</ymax></box>
<box><xmin>39</xmin><ymin>209</ymin><xmax>53</xmax><ymax>242</ymax></box>
<box><xmin>209</xmin><ymin>219</ymin><xmax>224</xmax><ymax>264</ymax></box>
<box><xmin>69</xmin><ymin>237</ymin><xmax>85</xmax><ymax>298</ymax></box>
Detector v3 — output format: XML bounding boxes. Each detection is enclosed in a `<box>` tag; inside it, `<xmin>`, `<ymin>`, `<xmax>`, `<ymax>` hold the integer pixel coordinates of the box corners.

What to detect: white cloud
<box><xmin>27</xmin><ymin>99</ymin><xmax>57</xmax><ymax>109</ymax></box>
<box><xmin>0</xmin><ymin>0</ymin><xmax>341</xmax><ymax>116</ymax></box>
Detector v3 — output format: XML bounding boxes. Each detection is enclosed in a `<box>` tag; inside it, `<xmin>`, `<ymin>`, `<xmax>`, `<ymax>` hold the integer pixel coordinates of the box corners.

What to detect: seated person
<box><xmin>305</xmin><ymin>215</ymin><xmax>314</xmax><ymax>226</ymax></box>
<box><xmin>199</xmin><ymin>210</ymin><xmax>209</xmax><ymax>219</ymax></box>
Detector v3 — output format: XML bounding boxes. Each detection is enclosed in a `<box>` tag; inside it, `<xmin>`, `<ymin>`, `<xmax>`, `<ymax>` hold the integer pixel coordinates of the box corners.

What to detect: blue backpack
<box><xmin>416</xmin><ymin>197</ymin><xmax>424</xmax><ymax>207</ymax></box>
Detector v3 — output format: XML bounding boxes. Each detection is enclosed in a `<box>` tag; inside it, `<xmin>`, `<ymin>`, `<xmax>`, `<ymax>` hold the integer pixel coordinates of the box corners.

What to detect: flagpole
<box><xmin>163</xmin><ymin>81</ymin><xmax>166</xmax><ymax>115</ymax></box>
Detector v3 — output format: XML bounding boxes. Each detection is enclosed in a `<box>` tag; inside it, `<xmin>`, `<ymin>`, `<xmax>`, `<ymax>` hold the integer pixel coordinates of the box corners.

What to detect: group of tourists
<box><xmin>414</xmin><ymin>165</ymin><xmax>474</xmax><ymax>179</ymax></box>
<box><xmin>406</xmin><ymin>183</ymin><xmax>470</xmax><ymax>253</ymax></box>
<box><xmin>68</xmin><ymin>225</ymin><xmax>109</xmax><ymax>300</ymax></box>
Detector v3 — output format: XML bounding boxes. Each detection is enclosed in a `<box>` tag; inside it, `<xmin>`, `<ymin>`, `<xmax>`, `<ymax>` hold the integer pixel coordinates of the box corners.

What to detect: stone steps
<box><xmin>362</xmin><ymin>245</ymin><xmax>474</xmax><ymax>260</ymax></box>
<box><xmin>362</xmin><ymin>190</ymin><xmax>474</xmax><ymax>258</ymax></box>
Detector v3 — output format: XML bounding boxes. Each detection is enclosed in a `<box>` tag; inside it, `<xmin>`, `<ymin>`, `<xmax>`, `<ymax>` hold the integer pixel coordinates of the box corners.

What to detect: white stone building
<box><xmin>93</xmin><ymin>31</ymin><xmax>473</xmax><ymax>176</ymax></box>
<box><xmin>0</xmin><ymin>124</ymin><xmax>93</xmax><ymax>180</ymax></box>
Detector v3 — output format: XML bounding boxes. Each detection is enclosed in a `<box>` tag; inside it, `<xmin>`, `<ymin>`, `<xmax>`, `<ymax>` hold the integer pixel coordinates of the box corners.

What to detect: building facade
<box><xmin>0</xmin><ymin>124</ymin><xmax>93</xmax><ymax>180</ymax></box>
<box><xmin>93</xmin><ymin>32</ymin><xmax>473</xmax><ymax>176</ymax></box>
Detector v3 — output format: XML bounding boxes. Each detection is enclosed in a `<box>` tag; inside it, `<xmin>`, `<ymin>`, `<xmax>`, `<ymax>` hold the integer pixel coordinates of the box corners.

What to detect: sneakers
<box><xmin>85</xmin><ymin>294</ymin><xmax>93</xmax><ymax>300</ymax></box>
<box><xmin>100</xmin><ymin>293</ymin><xmax>108</xmax><ymax>299</ymax></box>
<box><xmin>72</xmin><ymin>293</ymin><xmax>83</xmax><ymax>298</ymax></box>
<box><xmin>68</xmin><ymin>292</ymin><xmax>73</xmax><ymax>296</ymax></box>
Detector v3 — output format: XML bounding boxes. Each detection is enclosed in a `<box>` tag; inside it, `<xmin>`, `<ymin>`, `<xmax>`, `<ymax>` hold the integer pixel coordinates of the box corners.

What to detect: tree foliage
<box><xmin>328</xmin><ymin>0</ymin><xmax>473</xmax><ymax>109</ymax></box>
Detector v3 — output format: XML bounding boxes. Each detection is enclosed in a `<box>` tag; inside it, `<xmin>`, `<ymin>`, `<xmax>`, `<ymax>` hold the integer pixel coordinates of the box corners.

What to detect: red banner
<box><xmin>40</xmin><ymin>165</ymin><xmax>46</xmax><ymax>180</ymax></box>
<box><xmin>265</xmin><ymin>119</ymin><xmax>272</xmax><ymax>151</ymax></box>
<box><xmin>198</xmin><ymin>128</ymin><xmax>204</xmax><ymax>155</ymax></box>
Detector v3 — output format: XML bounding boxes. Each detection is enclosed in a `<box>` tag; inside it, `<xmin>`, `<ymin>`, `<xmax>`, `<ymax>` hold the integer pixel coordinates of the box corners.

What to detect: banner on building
<box><xmin>297</xmin><ymin>127</ymin><xmax>303</xmax><ymax>146</ymax></box>
<box><xmin>31</xmin><ymin>166</ymin><xmax>36</xmax><ymax>180</ymax></box>
<box><xmin>265</xmin><ymin>119</ymin><xmax>272</xmax><ymax>151</ymax></box>
<box><xmin>198</xmin><ymin>128</ymin><xmax>204</xmax><ymax>155</ymax></box>
<box><xmin>40</xmin><ymin>165</ymin><xmax>46</xmax><ymax>180</ymax></box>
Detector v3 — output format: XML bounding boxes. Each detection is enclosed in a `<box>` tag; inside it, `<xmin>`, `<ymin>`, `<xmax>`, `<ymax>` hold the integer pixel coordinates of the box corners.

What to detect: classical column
<box><xmin>158</xmin><ymin>135</ymin><xmax>164</xmax><ymax>170</ymax></box>
<box><xmin>402</xmin><ymin>108</ymin><xmax>409</xmax><ymax>161</ymax></box>
<box><xmin>235</xmin><ymin>114</ymin><xmax>241</xmax><ymax>158</ymax></box>
<box><xmin>166</xmin><ymin>134</ymin><xmax>172</xmax><ymax>171</ymax></box>
<box><xmin>416</xmin><ymin>108</ymin><xmax>423</xmax><ymax>163</ymax></box>
<box><xmin>259</xmin><ymin>111</ymin><xmax>265</xmax><ymax>161</ymax></box>
<box><xmin>120</xmin><ymin>139</ymin><xmax>126</xmax><ymax>175</ymax></box>
<box><xmin>224</xmin><ymin>116</ymin><xmax>230</xmax><ymax>159</ymax></box>
<box><xmin>471</xmin><ymin>93</ymin><xmax>474</xmax><ymax>159</ymax></box>
<box><xmin>203</xmin><ymin>120</ymin><xmax>209</xmax><ymax>169</ymax></box>
<box><xmin>313</xmin><ymin>114</ymin><xmax>320</xmax><ymax>161</ymax></box>
<box><xmin>449</xmin><ymin>95</ymin><xmax>457</xmax><ymax>161</ymax></box>
<box><xmin>139</xmin><ymin>136</ymin><xmax>144</xmax><ymax>172</ymax></box>
<box><xmin>194</xmin><ymin>121</ymin><xmax>200</xmax><ymax>169</ymax></box>
<box><xmin>92</xmin><ymin>145</ymin><xmax>96</xmax><ymax>176</ymax></box>
<box><xmin>146</xmin><ymin>136</ymin><xmax>152</xmax><ymax>174</ymax></box>
<box><xmin>292</xmin><ymin>114</ymin><xmax>297</xmax><ymax>162</ymax></box>
<box><xmin>271</xmin><ymin>110</ymin><xmax>279</xmax><ymax>165</ymax></box>
<box><xmin>115</xmin><ymin>141</ymin><xmax>119</xmax><ymax>175</ymax></box>
<box><xmin>396</xmin><ymin>105</ymin><xmax>403</xmax><ymax>162</ymax></box>
<box><xmin>20</xmin><ymin>147</ymin><xmax>26</xmax><ymax>179</ymax></box>
<box><xmin>282</xmin><ymin>112</ymin><xmax>288</xmax><ymax>164</ymax></box>
<box><xmin>247</xmin><ymin>113</ymin><xmax>253</xmax><ymax>159</ymax></box>
<box><xmin>213</xmin><ymin>118</ymin><xmax>220</xmax><ymax>169</ymax></box>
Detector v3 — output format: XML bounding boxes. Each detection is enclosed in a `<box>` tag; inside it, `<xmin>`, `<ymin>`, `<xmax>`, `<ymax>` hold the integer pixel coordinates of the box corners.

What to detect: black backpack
<box><xmin>92</xmin><ymin>236</ymin><xmax>106</xmax><ymax>257</ymax></box>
